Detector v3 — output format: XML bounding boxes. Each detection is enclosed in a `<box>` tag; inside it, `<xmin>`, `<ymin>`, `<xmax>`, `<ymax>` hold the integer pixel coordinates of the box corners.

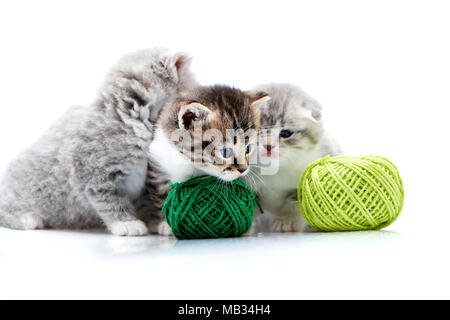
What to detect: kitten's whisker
<box><xmin>249</xmin><ymin>168</ymin><xmax>266</xmax><ymax>187</ymax></box>
<box><xmin>245</xmin><ymin>172</ymin><xmax>257</xmax><ymax>190</ymax></box>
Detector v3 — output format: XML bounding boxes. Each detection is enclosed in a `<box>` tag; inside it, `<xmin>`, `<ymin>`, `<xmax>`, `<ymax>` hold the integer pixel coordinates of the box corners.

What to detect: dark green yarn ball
<box><xmin>162</xmin><ymin>175</ymin><xmax>261</xmax><ymax>239</ymax></box>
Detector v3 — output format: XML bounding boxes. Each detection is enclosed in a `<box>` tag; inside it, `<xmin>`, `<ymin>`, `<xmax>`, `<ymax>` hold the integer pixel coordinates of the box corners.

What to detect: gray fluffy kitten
<box><xmin>249</xmin><ymin>83</ymin><xmax>341</xmax><ymax>232</ymax></box>
<box><xmin>0</xmin><ymin>48</ymin><xmax>197</xmax><ymax>236</ymax></box>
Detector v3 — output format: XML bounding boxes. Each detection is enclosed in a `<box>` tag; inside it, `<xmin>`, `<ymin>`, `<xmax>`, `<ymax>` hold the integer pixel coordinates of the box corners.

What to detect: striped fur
<box><xmin>146</xmin><ymin>85</ymin><xmax>269</xmax><ymax>232</ymax></box>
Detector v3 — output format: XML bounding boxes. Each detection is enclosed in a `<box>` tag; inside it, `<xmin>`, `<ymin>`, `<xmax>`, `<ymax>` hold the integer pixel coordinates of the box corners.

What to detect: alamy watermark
<box><xmin>168</xmin><ymin>122</ymin><xmax>281</xmax><ymax>175</ymax></box>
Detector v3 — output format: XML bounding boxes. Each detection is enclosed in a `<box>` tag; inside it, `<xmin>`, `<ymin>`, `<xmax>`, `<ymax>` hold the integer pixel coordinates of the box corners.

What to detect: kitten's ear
<box><xmin>300</xmin><ymin>99</ymin><xmax>322</xmax><ymax>123</ymax></box>
<box><xmin>299</xmin><ymin>108</ymin><xmax>322</xmax><ymax>123</ymax></box>
<box><xmin>178</xmin><ymin>103</ymin><xmax>212</xmax><ymax>130</ymax></box>
<box><xmin>170</xmin><ymin>52</ymin><xmax>193</xmax><ymax>83</ymax></box>
<box><xmin>248</xmin><ymin>91</ymin><xmax>271</xmax><ymax>109</ymax></box>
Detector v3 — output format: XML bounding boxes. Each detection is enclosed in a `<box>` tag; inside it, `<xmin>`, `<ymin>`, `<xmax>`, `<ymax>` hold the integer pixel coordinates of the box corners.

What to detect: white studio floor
<box><xmin>1</xmin><ymin>213</ymin><xmax>449</xmax><ymax>299</ymax></box>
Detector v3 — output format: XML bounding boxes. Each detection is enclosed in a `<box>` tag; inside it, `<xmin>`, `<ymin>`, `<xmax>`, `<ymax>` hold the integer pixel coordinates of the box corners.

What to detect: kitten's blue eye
<box><xmin>280</xmin><ymin>129</ymin><xmax>294</xmax><ymax>138</ymax></box>
<box><xmin>221</xmin><ymin>148</ymin><xmax>233</xmax><ymax>158</ymax></box>
<box><xmin>246</xmin><ymin>145</ymin><xmax>252</xmax><ymax>154</ymax></box>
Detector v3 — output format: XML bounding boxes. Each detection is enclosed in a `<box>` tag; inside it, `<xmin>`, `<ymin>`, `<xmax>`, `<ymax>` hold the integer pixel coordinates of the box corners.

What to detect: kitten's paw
<box><xmin>303</xmin><ymin>224</ymin><xmax>318</xmax><ymax>233</ymax></box>
<box><xmin>20</xmin><ymin>213</ymin><xmax>44</xmax><ymax>230</ymax></box>
<box><xmin>157</xmin><ymin>221</ymin><xmax>173</xmax><ymax>236</ymax></box>
<box><xmin>271</xmin><ymin>219</ymin><xmax>301</xmax><ymax>233</ymax></box>
<box><xmin>244</xmin><ymin>224</ymin><xmax>257</xmax><ymax>236</ymax></box>
<box><xmin>109</xmin><ymin>220</ymin><xmax>148</xmax><ymax>237</ymax></box>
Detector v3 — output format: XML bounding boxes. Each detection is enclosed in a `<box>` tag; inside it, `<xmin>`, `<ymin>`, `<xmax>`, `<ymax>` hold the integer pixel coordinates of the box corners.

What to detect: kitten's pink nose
<box><xmin>264</xmin><ymin>145</ymin><xmax>273</xmax><ymax>157</ymax></box>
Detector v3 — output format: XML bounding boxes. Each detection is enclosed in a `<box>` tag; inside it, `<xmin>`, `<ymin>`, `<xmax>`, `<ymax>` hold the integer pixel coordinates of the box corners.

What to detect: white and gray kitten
<box><xmin>249</xmin><ymin>83</ymin><xmax>341</xmax><ymax>232</ymax></box>
<box><xmin>0</xmin><ymin>48</ymin><xmax>197</xmax><ymax>236</ymax></box>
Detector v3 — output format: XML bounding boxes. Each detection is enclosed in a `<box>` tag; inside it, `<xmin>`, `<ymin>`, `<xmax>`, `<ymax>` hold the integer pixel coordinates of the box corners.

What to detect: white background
<box><xmin>0</xmin><ymin>0</ymin><xmax>449</xmax><ymax>299</ymax></box>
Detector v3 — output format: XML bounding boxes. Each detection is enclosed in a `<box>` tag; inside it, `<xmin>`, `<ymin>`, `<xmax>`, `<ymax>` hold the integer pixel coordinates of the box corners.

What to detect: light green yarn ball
<box><xmin>298</xmin><ymin>155</ymin><xmax>404</xmax><ymax>232</ymax></box>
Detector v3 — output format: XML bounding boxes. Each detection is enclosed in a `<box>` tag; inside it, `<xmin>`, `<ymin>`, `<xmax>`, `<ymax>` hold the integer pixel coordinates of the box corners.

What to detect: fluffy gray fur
<box><xmin>0</xmin><ymin>48</ymin><xmax>197</xmax><ymax>236</ymax></box>
<box><xmin>248</xmin><ymin>83</ymin><xmax>341</xmax><ymax>233</ymax></box>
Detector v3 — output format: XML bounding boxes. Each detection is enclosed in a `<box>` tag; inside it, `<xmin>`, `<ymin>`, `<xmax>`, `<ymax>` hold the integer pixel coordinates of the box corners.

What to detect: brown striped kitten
<box><xmin>147</xmin><ymin>85</ymin><xmax>270</xmax><ymax>235</ymax></box>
